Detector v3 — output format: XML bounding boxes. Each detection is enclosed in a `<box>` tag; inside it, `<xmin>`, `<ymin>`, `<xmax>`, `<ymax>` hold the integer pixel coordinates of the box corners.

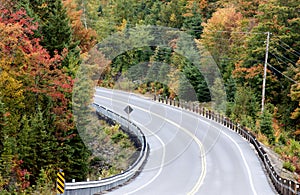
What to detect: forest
<box><xmin>0</xmin><ymin>0</ymin><xmax>300</xmax><ymax>193</ymax></box>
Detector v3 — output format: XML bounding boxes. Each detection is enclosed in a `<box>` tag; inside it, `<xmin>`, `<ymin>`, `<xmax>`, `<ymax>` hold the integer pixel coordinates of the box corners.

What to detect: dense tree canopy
<box><xmin>1</xmin><ymin>0</ymin><xmax>300</xmax><ymax>192</ymax></box>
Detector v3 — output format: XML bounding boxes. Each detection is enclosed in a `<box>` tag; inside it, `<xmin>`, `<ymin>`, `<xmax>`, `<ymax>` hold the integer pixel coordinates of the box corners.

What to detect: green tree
<box><xmin>290</xmin><ymin>61</ymin><xmax>300</xmax><ymax>137</ymax></box>
<box><xmin>260</xmin><ymin>110</ymin><xmax>275</xmax><ymax>144</ymax></box>
<box><xmin>18</xmin><ymin>0</ymin><xmax>73</xmax><ymax>56</ymax></box>
<box><xmin>182</xmin><ymin>64</ymin><xmax>211</xmax><ymax>102</ymax></box>
<box><xmin>232</xmin><ymin>87</ymin><xmax>259</xmax><ymax>121</ymax></box>
<box><xmin>233</xmin><ymin>0</ymin><xmax>300</xmax><ymax>133</ymax></box>
<box><xmin>182</xmin><ymin>1</ymin><xmax>203</xmax><ymax>39</ymax></box>
<box><xmin>211</xmin><ymin>78</ymin><xmax>226</xmax><ymax>112</ymax></box>
<box><xmin>158</xmin><ymin>0</ymin><xmax>185</xmax><ymax>28</ymax></box>
<box><xmin>178</xmin><ymin>74</ymin><xmax>197</xmax><ymax>101</ymax></box>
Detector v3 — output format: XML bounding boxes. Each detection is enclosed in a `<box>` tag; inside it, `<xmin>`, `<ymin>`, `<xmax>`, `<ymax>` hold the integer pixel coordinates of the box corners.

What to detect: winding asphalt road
<box><xmin>94</xmin><ymin>87</ymin><xmax>275</xmax><ymax>195</ymax></box>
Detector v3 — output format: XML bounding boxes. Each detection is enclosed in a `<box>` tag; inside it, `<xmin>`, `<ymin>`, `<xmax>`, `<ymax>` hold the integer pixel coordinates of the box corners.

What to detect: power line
<box><xmin>272</xmin><ymin>41</ymin><xmax>300</xmax><ymax>59</ymax></box>
<box><xmin>269</xmin><ymin>49</ymin><xmax>297</xmax><ymax>67</ymax></box>
<box><xmin>202</xmin><ymin>30</ymin><xmax>264</xmax><ymax>34</ymax></box>
<box><xmin>273</xmin><ymin>37</ymin><xmax>300</xmax><ymax>57</ymax></box>
<box><xmin>267</xmin><ymin>63</ymin><xmax>297</xmax><ymax>84</ymax></box>
<box><xmin>200</xmin><ymin>34</ymin><xmax>265</xmax><ymax>43</ymax></box>
<box><xmin>270</xmin><ymin>52</ymin><xmax>292</xmax><ymax>68</ymax></box>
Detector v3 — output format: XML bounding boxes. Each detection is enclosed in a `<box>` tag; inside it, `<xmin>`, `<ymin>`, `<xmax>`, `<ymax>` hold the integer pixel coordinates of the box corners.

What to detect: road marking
<box><xmin>126</xmin><ymin>120</ymin><xmax>166</xmax><ymax>195</ymax></box>
<box><xmin>96</xmin><ymin>88</ymin><xmax>260</xmax><ymax>194</ymax></box>
<box><xmin>159</xmin><ymin>101</ymin><xmax>259</xmax><ymax>195</ymax></box>
<box><xmin>94</xmin><ymin>95</ymin><xmax>166</xmax><ymax>194</ymax></box>
<box><xmin>94</xmin><ymin>92</ymin><xmax>206</xmax><ymax>194</ymax></box>
<box><xmin>204</xmin><ymin>122</ymin><xmax>258</xmax><ymax>195</ymax></box>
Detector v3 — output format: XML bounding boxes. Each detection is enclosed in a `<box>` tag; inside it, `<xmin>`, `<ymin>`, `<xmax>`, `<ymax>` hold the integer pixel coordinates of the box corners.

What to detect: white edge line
<box><xmin>94</xmin><ymin>92</ymin><xmax>207</xmax><ymax>194</ymax></box>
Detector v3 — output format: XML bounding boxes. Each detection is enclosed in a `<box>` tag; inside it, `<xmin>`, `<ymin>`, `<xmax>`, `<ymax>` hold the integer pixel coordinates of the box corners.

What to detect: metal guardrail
<box><xmin>64</xmin><ymin>103</ymin><xmax>149</xmax><ymax>195</ymax></box>
<box><xmin>155</xmin><ymin>95</ymin><xmax>300</xmax><ymax>195</ymax></box>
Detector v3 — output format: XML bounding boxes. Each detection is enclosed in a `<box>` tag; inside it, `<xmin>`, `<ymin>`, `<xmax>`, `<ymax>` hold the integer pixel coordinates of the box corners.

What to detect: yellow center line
<box><xmin>95</xmin><ymin>92</ymin><xmax>206</xmax><ymax>194</ymax></box>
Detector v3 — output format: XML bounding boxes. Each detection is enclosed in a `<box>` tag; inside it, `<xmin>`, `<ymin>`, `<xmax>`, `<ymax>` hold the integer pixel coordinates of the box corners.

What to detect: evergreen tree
<box><xmin>182</xmin><ymin>1</ymin><xmax>203</xmax><ymax>39</ymax></box>
<box><xmin>158</xmin><ymin>63</ymin><xmax>170</xmax><ymax>84</ymax></box>
<box><xmin>17</xmin><ymin>0</ymin><xmax>77</xmax><ymax>61</ymax></box>
<box><xmin>40</xmin><ymin>0</ymin><xmax>73</xmax><ymax>56</ymax></box>
<box><xmin>211</xmin><ymin>78</ymin><xmax>226</xmax><ymax>111</ymax></box>
<box><xmin>182</xmin><ymin>64</ymin><xmax>211</xmax><ymax>102</ymax></box>
<box><xmin>260</xmin><ymin>110</ymin><xmax>275</xmax><ymax>144</ymax></box>
<box><xmin>233</xmin><ymin>0</ymin><xmax>300</xmax><ymax>133</ymax></box>
<box><xmin>178</xmin><ymin>74</ymin><xmax>197</xmax><ymax>101</ymax></box>
<box><xmin>290</xmin><ymin>61</ymin><xmax>300</xmax><ymax>137</ymax></box>
<box><xmin>158</xmin><ymin>0</ymin><xmax>185</xmax><ymax>28</ymax></box>
<box><xmin>232</xmin><ymin>87</ymin><xmax>260</xmax><ymax>121</ymax></box>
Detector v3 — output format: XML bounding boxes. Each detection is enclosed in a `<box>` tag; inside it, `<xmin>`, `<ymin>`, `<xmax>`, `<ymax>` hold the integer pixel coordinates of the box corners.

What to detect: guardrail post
<box><xmin>89</xmin><ymin>103</ymin><xmax>149</xmax><ymax>195</ymax></box>
<box><xmin>226</xmin><ymin>117</ymin><xmax>229</xmax><ymax>127</ymax></box>
<box><xmin>284</xmin><ymin>179</ymin><xmax>287</xmax><ymax>195</ymax></box>
<box><xmin>143</xmin><ymin>99</ymin><xmax>300</xmax><ymax>195</ymax></box>
<box><xmin>221</xmin><ymin>115</ymin><xmax>223</xmax><ymax>125</ymax></box>
<box><xmin>289</xmin><ymin>180</ymin><xmax>292</xmax><ymax>195</ymax></box>
<box><xmin>280</xmin><ymin>178</ymin><xmax>284</xmax><ymax>194</ymax></box>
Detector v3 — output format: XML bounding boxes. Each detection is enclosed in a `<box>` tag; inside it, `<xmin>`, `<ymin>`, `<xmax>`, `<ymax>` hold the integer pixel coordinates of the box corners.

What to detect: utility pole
<box><xmin>261</xmin><ymin>32</ymin><xmax>270</xmax><ymax>113</ymax></box>
<box><xmin>82</xmin><ymin>0</ymin><xmax>88</xmax><ymax>29</ymax></box>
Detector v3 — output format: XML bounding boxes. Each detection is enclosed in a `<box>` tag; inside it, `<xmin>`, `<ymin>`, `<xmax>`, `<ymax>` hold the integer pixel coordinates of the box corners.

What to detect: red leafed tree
<box><xmin>0</xmin><ymin>8</ymin><xmax>74</xmax><ymax>137</ymax></box>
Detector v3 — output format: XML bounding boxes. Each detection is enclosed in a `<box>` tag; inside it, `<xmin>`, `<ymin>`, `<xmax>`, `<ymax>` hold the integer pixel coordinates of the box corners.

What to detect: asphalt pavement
<box><xmin>94</xmin><ymin>87</ymin><xmax>275</xmax><ymax>195</ymax></box>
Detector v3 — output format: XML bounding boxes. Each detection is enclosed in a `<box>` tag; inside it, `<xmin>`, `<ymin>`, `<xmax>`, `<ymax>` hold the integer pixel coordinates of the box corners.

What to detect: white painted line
<box><xmin>96</xmin><ymin>88</ymin><xmax>261</xmax><ymax>195</ymax></box>
<box><xmin>94</xmin><ymin>92</ymin><xmax>206</xmax><ymax>194</ymax></box>
<box><xmin>95</xmin><ymin>95</ymin><xmax>166</xmax><ymax>194</ymax></box>
<box><xmin>209</xmin><ymin>123</ymin><xmax>258</xmax><ymax>195</ymax></box>
<box><xmin>163</xmin><ymin>102</ymin><xmax>259</xmax><ymax>195</ymax></box>
<box><xmin>126</xmin><ymin>120</ymin><xmax>165</xmax><ymax>195</ymax></box>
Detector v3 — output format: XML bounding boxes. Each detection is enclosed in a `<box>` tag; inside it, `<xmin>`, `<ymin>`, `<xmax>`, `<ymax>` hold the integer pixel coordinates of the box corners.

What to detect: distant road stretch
<box><xmin>94</xmin><ymin>87</ymin><xmax>275</xmax><ymax>195</ymax></box>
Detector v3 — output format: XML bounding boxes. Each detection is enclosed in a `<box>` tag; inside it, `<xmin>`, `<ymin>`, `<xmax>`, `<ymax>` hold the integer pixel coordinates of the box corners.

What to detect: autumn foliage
<box><xmin>0</xmin><ymin>4</ymin><xmax>91</xmax><ymax>192</ymax></box>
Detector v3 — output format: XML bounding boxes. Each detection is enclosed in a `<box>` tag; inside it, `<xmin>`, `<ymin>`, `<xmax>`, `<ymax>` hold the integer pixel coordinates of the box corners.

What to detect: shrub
<box><xmin>283</xmin><ymin>161</ymin><xmax>296</xmax><ymax>172</ymax></box>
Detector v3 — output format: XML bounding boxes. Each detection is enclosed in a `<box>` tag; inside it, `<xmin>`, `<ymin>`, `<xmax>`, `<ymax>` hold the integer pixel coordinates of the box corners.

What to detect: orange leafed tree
<box><xmin>0</xmin><ymin>8</ymin><xmax>74</xmax><ymax>136</ymax></box>
<box><xmin>63</xmin><ymin>0</ymin><xmax>97</xmax><ymax>53</ymax></box>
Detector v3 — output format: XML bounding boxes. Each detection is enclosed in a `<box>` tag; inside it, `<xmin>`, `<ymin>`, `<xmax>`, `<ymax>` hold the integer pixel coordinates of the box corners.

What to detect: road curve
<box><xmin>94</xmin><ymin>87</ymin><xmax>275</xmax><ymax>195</ymax></box>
